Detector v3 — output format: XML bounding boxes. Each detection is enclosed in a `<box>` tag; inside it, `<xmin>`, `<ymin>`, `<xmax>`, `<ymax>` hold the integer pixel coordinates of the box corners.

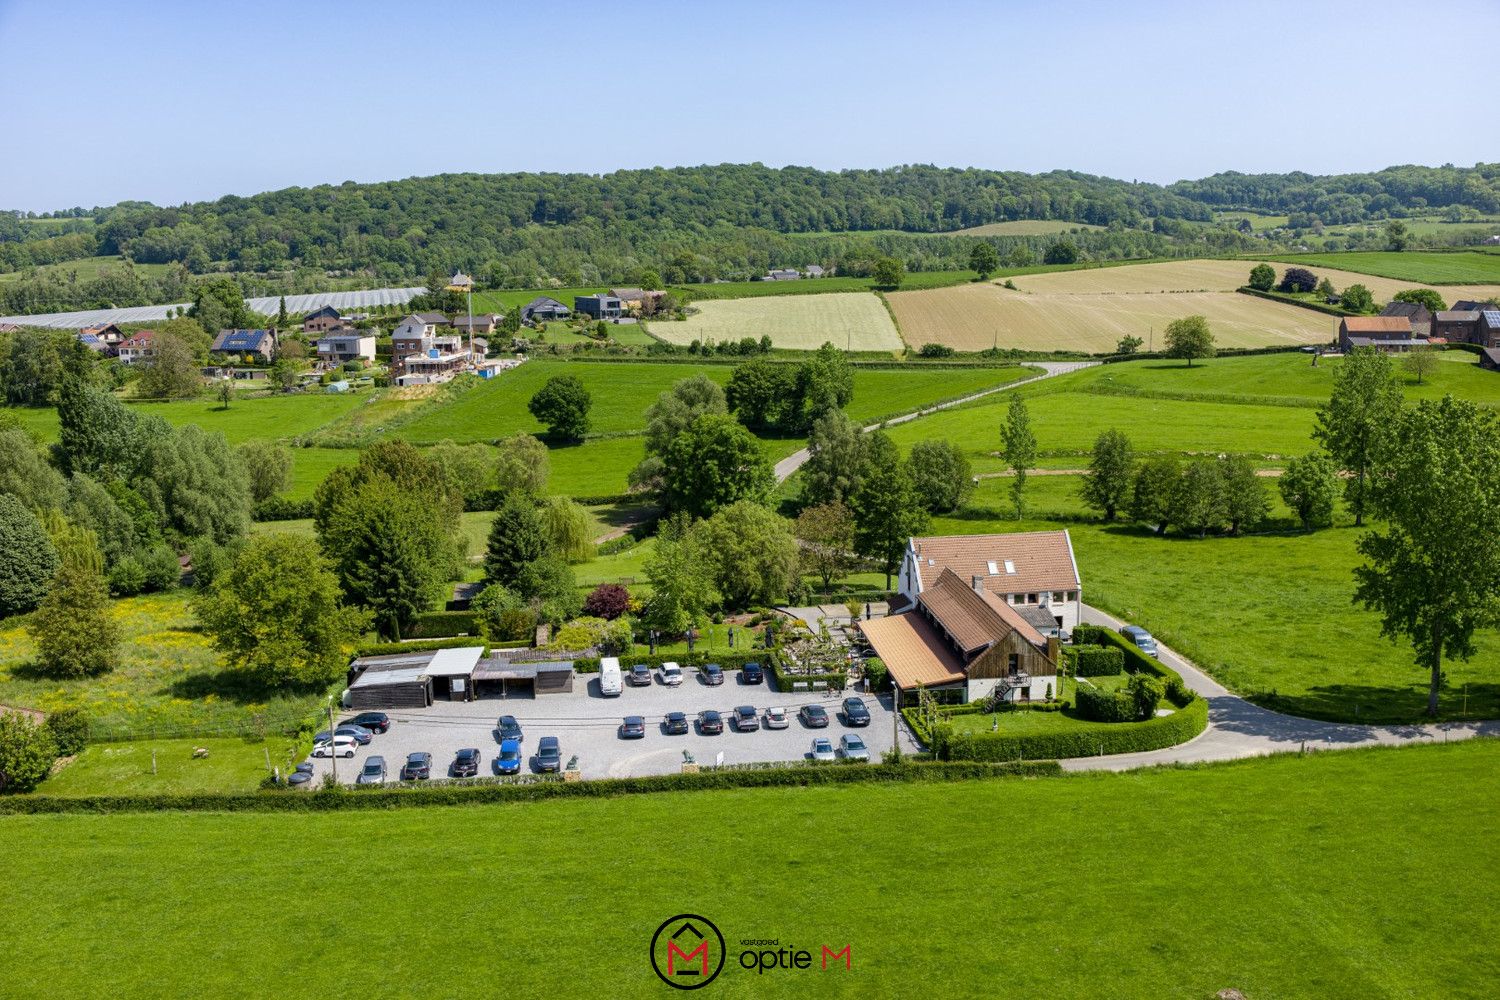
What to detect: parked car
<box><xmin>599</xmin><ymin>657</ymin><xmax>623</xmax><ymax>697</ymax></box>
<box><xmin>344</xmin><ymin>712</ymin><xmax>390</xmax><ymax>734</ymax></box>
<box><xmin>733</xmin><ymin>705</ymin><xmax>760</xmax><ymax>732</ymax></box>
<box><xmin>535</xmin><ymin>736</ymin><xmax>562</xmax><ymax>772</ymax></box>
<box><xmin>628</xmin><ymin>664</ymin><xmax>653</xmax><ymax>687</ymax></box>
<box><xmin>496</xmin><ymin>715</ymin><xmax>523</xmax><ymax>743</ymax></box>
<box><xmin>702</xmin><ymin>663</ymin><xmax>725</xmax><ymax>685</ymax></box>
<box><xmin>663</xmin><ymin>711</ymin><xmax>690</xmax><ymax>735</ymax></box>
<box><xmin>659</xmin><ymin>662</ymin><xmax>684</xmax><ymax>686</ymax></box>
<box><xmin>496</xmin><ymin>739</ymin><xmax>522</xmax><ymax>775</ymax></box>
<box><xmin>799</xmin><ymin>704</ymin><xmax>830</xmax><ymax>728</ymax></box>
<box><xmin>356</xmin><ymin>756</ymin><xmax>387</xmax><ymax>784</ymax></box>
<box><xmin>839</xmin><ymin>734</ymin><xmax>871</xmax><ymax>761</ymax></box>
<box><xmin>741</xmin><ymin>662</ymin><xmax>764</xmax><ymax>685</ymax></box>
<box><xmin>620</xmin><ymin>715</ymin><xmax>646</xmax><ymax>739</ymax></box>
<box><xmin>401</xmin><ymin>752</ymin><xmax>432</xmax><ymax>780</ymax></box>
<box><xmin>810</xmin><ymin>737</ymin><xmax>836</xmax><ymax>762</ymax></box>
<box><xmin>764</xmin><ymin>706</ymin><xmax>789</xmax><ymax>729</ymax></box>
<box><xmin>311</xmin><ymin>735</ymin><xmax>358</xmax><ymax>759</ymax></box>
<box><xmin>451</xmin><ymin>748</ymin><xmax>481</xmax><ymax>778</ymax></box>
<box><xmin>1121</xmin><ymin>625</ymin><xmax>1158</xmax><ymax>657</ymax></box>
<box><xmin>698</xmin><ymin>710</ymin><xmax>724</xmax><ymax>735</ymax></box>
<box><xmin>314</xmin><ymin>724</ymin><xmax>372</xmax><ymax>745</ymax></box>
<box><xmin>842</xmin><ymin>697</ymin><xmax>871</xmax><ymax>727</ymax></box>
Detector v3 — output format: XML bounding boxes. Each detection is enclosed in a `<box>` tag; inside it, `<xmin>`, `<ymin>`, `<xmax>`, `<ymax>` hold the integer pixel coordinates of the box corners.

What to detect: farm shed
<box><xmin>424</xmin><ymin>646</ymin><xmax>486</xmax><ymax>701</ymax></box>
<box><xmin>348</xmin><ymin>665</ymin><xmax>431</xmax><ymax>710</ymax></box>
<box><xmin>472</xmin><ymin>659</ymin><xmax>575</xmax><ymax>698</ymax></box>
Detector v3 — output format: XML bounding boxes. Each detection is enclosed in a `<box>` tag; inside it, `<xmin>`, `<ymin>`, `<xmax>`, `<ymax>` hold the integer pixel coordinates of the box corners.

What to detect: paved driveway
<box><xmin>306</xmin><ymin>667</ymin><xmax>913</xmax><ymax>785</ymax></box>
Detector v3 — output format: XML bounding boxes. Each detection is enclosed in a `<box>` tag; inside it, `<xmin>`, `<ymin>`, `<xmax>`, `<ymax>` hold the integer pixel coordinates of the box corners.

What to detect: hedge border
<box><xmin>923</xmin><ymin>697</ymin><xmax>1208</xmax><ymax>762</ymax></box>
<box><xmin>1</xmin><ymin>760</ymin><xmax>1061</xmax><ymax>814</ymax></box>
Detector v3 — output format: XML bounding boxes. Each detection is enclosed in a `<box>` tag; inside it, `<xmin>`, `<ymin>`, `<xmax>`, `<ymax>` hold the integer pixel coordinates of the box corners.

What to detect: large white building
<box><xmin>897</xmin><ymin>530</ymin><xmax>1082</xmax><ymax>634</ymax></box>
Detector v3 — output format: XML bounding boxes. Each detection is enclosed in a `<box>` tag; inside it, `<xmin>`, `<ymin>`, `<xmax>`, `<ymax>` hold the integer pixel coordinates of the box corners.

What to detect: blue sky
<box><xmin>1</xmin><ymin>0</ymin><xmax>1495</xmax><ymax>211</ymax></box>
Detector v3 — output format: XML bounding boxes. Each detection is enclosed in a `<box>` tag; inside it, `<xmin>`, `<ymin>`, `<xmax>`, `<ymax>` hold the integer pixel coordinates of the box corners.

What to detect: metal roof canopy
<box><xmin>350</xmin><ymin>665</ymin><xmax>428</xmax><ymax>689</ymax></box>
<box><xmin>473</xmin><ymin>659</ymin><xmax>574</xmax><ymax>681</ymax></box>
<box><xmin>425</xmin><ymin>646</ymin><xmax>485</xmax><ymax>677</ymax></box>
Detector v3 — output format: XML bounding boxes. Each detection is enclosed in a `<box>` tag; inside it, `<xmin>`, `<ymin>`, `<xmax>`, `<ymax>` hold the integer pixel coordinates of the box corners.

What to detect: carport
<box><xmin>473</xmin><ymin>659</ymin><xmax>575</xmax><ymax>698</ymax></box>
<box><xmin>348</xmin><ymin>665</ymin><xmax>431</xmax><ymax>710</ymax></box>
<box><xmin>424</xmin><ymin>646</ymin><xmax>485</xmax><ymax>702</ymax></box>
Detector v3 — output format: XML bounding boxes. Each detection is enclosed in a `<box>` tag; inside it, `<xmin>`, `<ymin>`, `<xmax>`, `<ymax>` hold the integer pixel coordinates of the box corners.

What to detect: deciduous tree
<box><xmin>800</xmin><ymin>409</ymin><xmax>867</xmax><ymax>506</ymax></box>
<box><xmin>1354</xmin><ymin>397</ymin><xmax>1500</xmax><ymax>716</ymax></box>
<box><xmin>1278</xmin><ymin>452</ymin><xmax>1338</xmax><ymax>530</ymax></box>
<box><xmin>1219</xmin><ymin>454</ymin><xmax>1268</xmax><ymax>536</ymax></box>
<box><xmin>1164</xmin><ymin>315</ymin><xmax>1215</xmax><ymax>367</ymax></box>
<box><xmin>1080</xmin><ymin>429</ymin><xmax>1133</xmax><ymax>521</ymax></box>
<box><xmin>1341</xmin><ymin>283</ymin><xmax>1375</xmax><ymax>314</ymax></box>
<box><xmin>906</xmin><ymin>439</ymin><xmax>971</xmax><ymax>513</ymax></box>
<box><xmin>1129</xmin><ymin>457</ymin><xmax>1180</xmax><ymax>535</ymax></box>
<box><xmin>528</xmin><ymin>374</ymin><xmax>592</xmax><ymax>440</ymax></box>
<box><xmin>1001</xmin><ymin>395</ymin><xmax>1036</xmax><ymax>518</ymax></box>
<box><xmin>1403</xmin><ymin>346</ymin><xmax>1438</xmax><ymax>385</ymax></box>
<box><xmin>237</xmin><ymin>440</ymin><xmax>293</xmax><ymax>505</ymax></box>
<box><xmin>1247</xmin><ymin>263</ymin><xmax>1276</xmax><ymax>291</ymax></box>
<box><xmin>0</xmin><ymin>495</ymin><xmax>58</xmax><ymax>616</ymax></box>
<box><xmin>851</xmin><ymin>432</ymin><xmax>927</xmax><ymax>589</ymax></box>
<box><xmin>1313</xmin><ymin>347</ymin><xmax>1404</xmax><ymax>527</ymax></box>
<box><xmin>969</xmin><ymin>242</ymin><xmax>1000</xmax><ymax>279</ymax></box>
<box><xmin>687</xmin><ymin>501</ymin><xmax>799</xmax><ymax>609</ymax></box>
<box><xmin>795</xmin><ymin>500</ymin><xmax>855</xmax><ymax>595</ymax></box>
<box><xmin>662</xmin><ymin>414</ymin><xmax>773</xmax><ymax>518</ymax></box>
<box><xmin>1392</xmin><ymin>288</ymin><xmax>1446</xmax><ymax>313</ymax></box>
<box><xmin>872</xmin><ymin>256</ymin><xmax>905</xmax><ymax>288</ymax></box>
<box><xmin>30</xmin><ymin>525</ymin><xmax>118</xmax><ymax>678</ymax></box>
<box><xmin>1171</xmin><ymin>458</ymin><xmax>1227</xmax><ymax>538</ymax></box>
<box><xmin>0</xmin><ymin>712</ymin><xmax>57</xmax><ymax>793</ymax></box>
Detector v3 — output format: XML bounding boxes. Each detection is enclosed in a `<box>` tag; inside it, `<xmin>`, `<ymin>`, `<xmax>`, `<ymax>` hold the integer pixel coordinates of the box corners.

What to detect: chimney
<box><xmin>971</xmin><ymin>575</ymin><xmax>984</xmax><ymax>594</ymax></box>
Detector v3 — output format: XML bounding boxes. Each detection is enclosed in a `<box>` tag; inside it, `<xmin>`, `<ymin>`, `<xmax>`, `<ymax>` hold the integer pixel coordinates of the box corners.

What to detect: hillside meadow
<box><xmin>1</xmin><ymin>743</ymin><xmax>1495</xmax><ymax>998</ymax></box>
<box><xmin>647</xmin><ymin>292</ymin><xmax>904</xmax><ymax>351</ymax></box>
<box><xmin>1266</xmin><ymin>250</ymin><xmax>1500</xmax><ymax>286</ymax></box>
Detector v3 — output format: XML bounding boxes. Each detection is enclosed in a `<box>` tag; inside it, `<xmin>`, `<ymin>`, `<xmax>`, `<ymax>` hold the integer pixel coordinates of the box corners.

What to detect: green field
<box><xmin>0</xmin><ymin>254</ymin><xmax>173</xmax><ymax>284</ymax></box>
<box><xmin>1</xmin><ymin>743</ymin><xmax>1495</xmax><ymax>998</ymax></box>
<box><xmin>38</xmin><ymin>736</ymin><xmax>300</xmax><ymax>796</ymax></box>
<box><xmin>5</xmin><ymin>391</ymin><xmax>367</xmax><ymax>447</ymax></box>
<box><xmin>1266</xmin><ymin>250</ymin><xmax>1500</xmax><ymax>285</ymax></box>
<box><xmin>650</xmin><ymin>292</ymin><xmax>904</xmax><ymax>351</ymax></box>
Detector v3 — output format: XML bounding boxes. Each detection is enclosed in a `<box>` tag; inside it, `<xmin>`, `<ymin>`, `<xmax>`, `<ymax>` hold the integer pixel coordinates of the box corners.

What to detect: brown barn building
<box><xmin>1338</xmin><ymin>315</ymin><xmax>1422</xmax><ymax>352</ymax></box>
<box><xmin>1378</xmin><ymin>301</ymin><xmax>1433</xmax><ymax>339</ymax></box>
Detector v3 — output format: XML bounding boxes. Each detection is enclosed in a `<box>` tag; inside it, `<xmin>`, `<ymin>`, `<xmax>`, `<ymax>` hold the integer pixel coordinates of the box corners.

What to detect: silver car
<box><xmin>658</xmin><ymin>662</ymin><xmax>684</xmax><ymax>686</ymax></box>
<box><xmin>810</xmin><ymin>737</ymin><xmax>836</xmax><ymax>762</ymax></box>
<box><xmin>764</xmin><ymin>706</ymin><xmax>789</xmax><ymax>730</ymax></box>
<box><xmin>839</xmin><ymin>734</ymin><xmax>870</xmax><ymax>762</ymax></box>
<box><xmin>355</xmin><ymin>755</ymin><xmax>387</xmax><ymax>784</ymax></box>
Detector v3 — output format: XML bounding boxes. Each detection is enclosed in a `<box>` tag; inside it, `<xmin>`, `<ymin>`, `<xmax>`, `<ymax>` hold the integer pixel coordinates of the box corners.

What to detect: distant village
<box><xmin>1336</xmin><ymin>299</ymin><xmax>1500</xmax><ymax>370</ymax></box>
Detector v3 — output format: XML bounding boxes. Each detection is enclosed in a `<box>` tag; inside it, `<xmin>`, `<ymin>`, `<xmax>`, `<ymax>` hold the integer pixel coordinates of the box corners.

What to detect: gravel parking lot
<box><xmin>306</xmin><ymin>666</ymin><xmax>915</xmax><ymax>785</ymax></box>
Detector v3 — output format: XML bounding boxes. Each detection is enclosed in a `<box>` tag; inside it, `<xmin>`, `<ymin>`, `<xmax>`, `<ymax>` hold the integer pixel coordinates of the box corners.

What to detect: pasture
<box><xmin>1267</xmin><ymin>250</ymin><xmax>1500</xmax><ymax>286</ymax></box>
<box><xmin>1</xmin><ymin>743</ymin><xmax>1496</xmax><ymax>998</ymax></box>
<box><xmin>648</xmin><ymin>292</ymin><xmax>904</xmax><ymax>351</ymax></box>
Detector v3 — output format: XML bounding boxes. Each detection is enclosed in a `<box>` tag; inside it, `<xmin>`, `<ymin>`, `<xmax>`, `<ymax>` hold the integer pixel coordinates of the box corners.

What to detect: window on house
<box><xmin>1028</xmin><ymin>594</ymin><xmax>1039</xmax><ymax>604</ymax></box>
<box><xmin>986</xmin><ymin>560</ymin><xmax>998</xmax><ymax>575</ymax></box>
<box><xmin>1007</xmin><ymin>652</ymin><xmax>1019</xmax><ymax>675</ymax></box>
<box><xmin>1067</xmin><ymin>591</ymin><xmax>1077</xmax><ymax>602</ymax></box>
<box><xmin>1053</xmin><ymin>591</ymin><xmax>1065</xmax><ymax>603</ymax></box>
<box><xmin>1003</xmin><ymin>560</ymin><xmax>1016</xmax><ymax>574</ymax></box>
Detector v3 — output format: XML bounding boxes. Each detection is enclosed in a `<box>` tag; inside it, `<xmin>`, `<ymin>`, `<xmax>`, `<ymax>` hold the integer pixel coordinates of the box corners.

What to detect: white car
<box><xmin>764</xmin><ymin>706</ymin><xmax>789</xmax><ymax>729</ymax></box>
<box><xmin>839</xmin><ymin>734</ymin><xmax>871</xmax><ymax>762</ymax></box>
<box><xmin>659</xmin><ymin>662</ymin><xmax>684</xmax><ymax>686</ymax></box>
<box><xmin>810</xmin><ymin>737</ymin><xmax>836</xmax><ymax>763</ymax></box>
<box><xmin>311</xmin><ymin>735</ymin><xmax>358</xmax><ymax>759</ymax></box>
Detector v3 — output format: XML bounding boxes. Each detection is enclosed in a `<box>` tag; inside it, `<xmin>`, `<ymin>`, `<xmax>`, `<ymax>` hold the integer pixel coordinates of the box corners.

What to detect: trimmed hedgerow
<box><xmin>406</xmin><ymin>611</ymin><xmax>480</xmax><ymax>639</ymax></box>
<box><xmin>0</xmin><ymin>760</ymin><xmax>1061</xmax><ymax>814</ymax></box>
<box><xmin>353</xmin><ymin>638</ymin><xmax>492</xmax><ymax>658</ymax></box>
<box><xmin>1071</xmin><ymin>645</ymin><xmax>1124</xmax><ymax>677</ymax></box>
<box><xmin>1069</xmin><ymin>623</ymin><xmax>1108</xmax><ymax>646</ymax></box>
<box><xmin>932</xmin><ymin>697</ymin><xmax>1208</xmax><ymax>762</ymax></box>
<box><xmin>253</xmin><ymin>497</ymin><xmax>315</xmax><ymax>521</ymax></box>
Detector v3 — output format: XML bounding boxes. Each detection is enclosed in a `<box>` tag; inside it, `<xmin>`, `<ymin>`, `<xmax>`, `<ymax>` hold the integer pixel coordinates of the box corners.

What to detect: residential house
<box><xmin>301</xmin><ymin>306</ymin><xmax>343</xmax><ymax>334</ymax></box>
<box><xmin>1337</xmin><ymin>316</ymin><xmax>1422</xmax><ymax>352</ymax></box>
<box><xmin>1451</xmin><ymin>300</ymin><xmax>1500</xmax><ymax>313</ymax></box>
<box><xmin>520</xmin><ymin>296</ymin><xmax>570</xmax><ymax>323</ymax></box>
<box><xmin>859</xmin><ymin>567</ymin><xmax>1062</xmax><ymax>703</ymax></box>
<box><xmin>574</xmin><ymin>293</ymin><xmax>622</xmax><ymax>320</ymax></box>
<box><xmin>316</xmin><ymin>330</ymin><xmax>376</xmax><ymax>366</ymax></box>
<box><xmin>804</xmin><ymin>264</ymin><xmax>826</xmax><ymax>278</ymax></box>
<box><xmin>1432</xmin><ymin>310</ymin><xmax>1482</xmax><ymax>344</ymax></box>
<box><xmin>0</xmin><ymin>322</ymin><xmax>21</xmax><ymax>334</ymax></box>
<box><xmin>117</xmin><ymin>330</ymin><xmax>157</xmax><ymax>365</ymax></box>
<box><xmin>75</xmin><ymin>332</ymin><xmax>109</xmax><ymax>353</ymax></box>
<box><xmin>1478</xmin><ymin>310</ymin><xmax>1500</xmax><ymax>349</ymax></box>
<box><xmin>392</xmin><ymin>313</ymin><xmax>449</xmax><ymax>342</ymax></box>
<box><xmin>79</xmin><ymin>323</ymin><xmax>125</xmax><ymax>351</ymax></box>
<box><xmin>1378</xmin><ymin>301</ymin><xmax>1433</xmax><ymax>339</ymax></box>
<box><xmin>1479</xmin><ymin>347</ymin><xmax>1500</xmax><ymax>371</ymax></box>
<box><xmin>450</xmin><ymin>313</ymin><xmax>499</xmax><ymax>337</ymax></box>
<box><xmin>764</xmin><ymin>268</ymin><xmax>801</xmax><ymax>281</ymax></box>
<box><xmin>396</xmin><ymin>346</ymin><xmax>472</xmax><ymax>385</ymax></box>
<box><xmin>897</xmin><ymin>530</ymin><xmax>1082</xmax><ymax>632</ymax></box>
<box><xmin>210</xmin><ymin>328</ymin><xmax>278</xmax><ymax>364</ymax></box>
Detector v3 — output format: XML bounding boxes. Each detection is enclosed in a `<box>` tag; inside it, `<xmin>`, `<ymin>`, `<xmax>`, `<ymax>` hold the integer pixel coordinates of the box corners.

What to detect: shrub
<box><xmin>1129</xmin><ymin>673</ymin><xmax>1165</xmax><ymax>720</ymax></box>
<box><xmin>107</xmin><ymin>555</ymin><xmax>147</xmax><ymax>597</ymax></box>
<box><xmin>253</xmin><ymin>497</ymin><xmax>315</xmax><ymax>521</ymax></box>
<box><xmin>917</xmin><ymin>343</ymin><xmax>956</xmax><ymax>358</ymax></box>
<box><xmin>0</xmin><ymin>712</ymin><xmax>58</xmax><ymax>793</ymax></box>
<box><xmin>1070</xmin><ymin>623</ymin><xmax>1107</xmax><ymax>646</ymax></box>
<box><xmin>582</xmin><ymin>583</ymin><xmax>631</xmax><ymax>620</ymax></box>
<box><xmin>1072</xmin><ymin>644</ymin><xmax>1124</xmax><ymax>677</ymax></box>
<box><xmin>42</xmin><ymin>707</ymin><xmax>89</xmax><ymax>756</ymax></box>
<box><xmin>406</xmin><ymin>610</ymin><xmax>480</xmax><ymax>639</ymax></box>
<box><xmin>863</xmin><ymin>657</ymin><xmax>888</xmax><ymax>691</ymax></box>
<box><xmin>933</xmin><ymin>697</ymin><xmax>1208</xmax><ymax>761</ymax></box>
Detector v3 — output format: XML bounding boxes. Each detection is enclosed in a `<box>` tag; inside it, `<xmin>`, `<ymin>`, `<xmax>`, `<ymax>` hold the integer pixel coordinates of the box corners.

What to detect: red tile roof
<box><xmin>909</xmin><ymin>530</ymin><xmax>1079</xmax><ymax>597</ymax></box>
<box><xmin>1341</xmin><ymin>316</ymin><xmax>1411</xmax><ymax>333</ymax></box>
<box><xmin>858</xmin><ymin>613</ymin><xmax>966</xmax><ymax>689</ymax></box>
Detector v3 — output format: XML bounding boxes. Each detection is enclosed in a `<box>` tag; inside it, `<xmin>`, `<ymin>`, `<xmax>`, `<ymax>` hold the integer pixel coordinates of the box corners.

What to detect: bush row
<box><xmin>1236</xmin><ymin>285</ymin><xmax>1353</xmax><ymax>317</ymax></box>
<box><xmin>406</xmin><ymin>610</ymin><xmax>480</xmax><ymax>639</ymax></box>
<box><xmin>573</xmin><ymin>650</ymin><xmax>778</xmax><ymax>674</ymax></box>
<box><xmin>353</xmin><ymin>637</ymin><xmax>492</xmax><ymax>658</ymax></box>
<box><xmin>1069</xmin><ymin>644</ymin><xmax>1124</xmax><ymax>677</ymax></box>
<box><xmin>1</xmin><ymin>760</ymin><xmax>1062</xmax><ymax>814</ymax></box>
<box><xmin>253</xmin><ymin>497</ymin><xmax>316</xmax><ymax>522</ymax></box>
<box><xmin>933</xmin><ymin>697</ymin><xmax>1208</xmax><ymax>761</ymax></box>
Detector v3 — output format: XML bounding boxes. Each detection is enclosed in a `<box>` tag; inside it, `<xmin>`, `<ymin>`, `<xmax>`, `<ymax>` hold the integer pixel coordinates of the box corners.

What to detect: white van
<box><xmin>599</xmin><ymin>657</ymin><xmax>623</xmax><ymax>697</ymax></box>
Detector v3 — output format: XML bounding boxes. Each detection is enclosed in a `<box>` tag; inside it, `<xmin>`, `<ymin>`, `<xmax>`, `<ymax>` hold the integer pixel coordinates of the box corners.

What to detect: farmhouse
<box><xmin>117</xmin><ymin>329</ymin><xmax>156</xmax><ymax>364</ymax></box>
<box><xmin>574</xmin><ymin>293</ymin><xmax>622</xmax><ymax>319</ymax></box>
<box><xmin>1433</xmin><ymin>310</ymin><xmax>1481</xmax><ymax>344</ymax></box>
<box><xmin>764</xmin><ymin>268</ymin><xmax>801</xmax><ymax>281</ymax></box>
<box><xmin>450</xmin><ymin>313</ymin><xmax>499</xmax><ymax>336</ymax></box>
<box><xmin>1337</xmin><ymin>315</ymin><xmax>1422</xmax><ymax>352</ymax></box>
<box><xmin>79</xmin><ymin>322</ymin><xmax>124</xmax><ymax>349</ymax></box>
<box><xmin>896</xmin><ymin>530</ymin><xmax>1082</xmax><ymax>631</ymax></box>
<box><xmin>211</xmin><ymin>328</ymin><xmax>277</xmax><ymax>363</ymax></box>
<box><xmin>520</xmin><ymin>296</ymin><xmax>570</xmax><ymax>323</ymax></box>
<box><xmin>1480</xmin><ymin>347</ymin><xmax>1500</xmax><ymax>371</ymax></box>
<box><xmin>75</xmin><ymin>332</ymin><xmax>109</xmax><ymax>353</ymax></box>
<box><xmin>1378</xmin><ymin>301</ymin><xmax>1433</xmax><ymax>338</ymax></box>
<box><xmin>859</xmin><ymin>568</ymin><xmax>1061</xmax><ymax>703</ymax></box>
<box><xmin>805</xmin><ymin>264</ymin><xmax>826</xmax><ymax>278</ymax></box>
<box><xmin>301</xmin><ymin>305</ymin><xmax>342</xmax><ymax>333</ymax></box>
<box><xmin>315</xmin><ymin>330</ymin><xmax>376</xmax><ymax>365</ymax></box>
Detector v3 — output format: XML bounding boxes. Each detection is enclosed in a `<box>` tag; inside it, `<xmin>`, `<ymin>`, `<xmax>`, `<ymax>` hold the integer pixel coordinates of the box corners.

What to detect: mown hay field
<box><xmin>887</xmin><ymin>258</ymin><xmax>1500</xmax><ymax>352</ymax></box>
<box><xmin>647</xmin><ymin>292</ymin><xmax>903</xmax><ymax>351</ymax></box>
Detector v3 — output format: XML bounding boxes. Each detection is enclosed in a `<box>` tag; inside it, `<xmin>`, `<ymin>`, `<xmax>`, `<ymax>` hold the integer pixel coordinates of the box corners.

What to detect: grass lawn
<box><xmin>2</xmin><ymin>742</ymin><xmax>1496</xmax><ymax>997</ymax></box>
<box><xmin>283</xmin><ymin>446</ymin><xmax>360</xmax><ymax>500</ymax></box>
<box><xmin>37</xmin><ymin>737</ymin><xmax>299</xmax><ymax>797</ymax></box>
<box><xmin>0</xmin><ymin>591</ymin><xmax>325</xmax><ymax>740</ymax></box>
<box><xmin>1267</xmin><ymin>250</ymin><xmax>1500</xmax><ymax>285</ymax></box>
<box><xmin>4</xmin><ymin>390</ymin><xmax>366</xmax><ymax>446</ymax></box>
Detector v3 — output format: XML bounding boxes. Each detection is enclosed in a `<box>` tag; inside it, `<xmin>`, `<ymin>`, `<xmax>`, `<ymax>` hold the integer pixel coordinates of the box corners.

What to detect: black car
<box><xmin>496</xmin><ymin>715</ymin><xmax>523</xmax><ymax>743</ymax></box>
<box><xmin>741</xmin><ymin>662</ymin><xmax>764</xmax><ymax>685</ymax></box>
<box><xmin>451</xmin><ymin>747</ymin><xmax>481</xmax><ymax>777</ymax></box>
<box><xmin>733</xmin><ymin>705</ymin><xmax>760</xmax><ymax>731</ymax></box>
<box><xmin>401</xmin><ymin>752</ymin><xmax>432</xmax><ymax>781</ymax></box>
<box><xmin>698</xmin><ymin>710</ymin><xmax>724</xmax><ymax>735</ymax></box>
<box><xmin>842</xmin><ymin>697</ymin><xmax>872</xmax><ymax>727</ymax></box>
<box><xmin>702</xmin><ymin>663</ymin><xmax>725</xmax><ymax>686</ymax></box>
<box><xmin>344</xmin><ymin>711</ymin><xmax>390</xmax><ymax>734</ymax></box>
<box><xmin>662</xmin><ymin>711</ymin><xmax>690</xmax><ymax>735</ymax></box>
<box><xmin>536</xmin><ymin>736</ymin><xmax>562</xmax><ymax>772</ymax></box>
<box><xmin>620</xmin><ymin>715</ymin><xmax>647</xmax><ymax>739</ymax></box>
<box><xmin>799</xmin><ymin>704</ymin><xmax>830</xmax><ymax>728</ymax></box>
<box><xmin>627</xmin><ymin>664</ymin><xmax>653</xmax><ymax>687</ymax></box>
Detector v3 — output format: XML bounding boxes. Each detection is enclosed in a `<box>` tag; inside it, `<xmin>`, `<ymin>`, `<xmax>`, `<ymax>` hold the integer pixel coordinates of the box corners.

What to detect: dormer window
<box><xmin>1003</xmin><ymin>560</ymin><xmax>1016</xmax><ymax>574</ymax></box>
<box><xmin>986</xmin><ymin>560</ymin><xmax>998</xmax><ymax>575</ymax></box>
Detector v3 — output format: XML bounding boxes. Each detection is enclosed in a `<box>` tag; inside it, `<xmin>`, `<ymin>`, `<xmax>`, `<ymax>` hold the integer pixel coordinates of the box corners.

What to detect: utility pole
<box><xmin>327</xmin><ymin>698</ymin><xmax>338</xmax><ymax>784</ymax></box>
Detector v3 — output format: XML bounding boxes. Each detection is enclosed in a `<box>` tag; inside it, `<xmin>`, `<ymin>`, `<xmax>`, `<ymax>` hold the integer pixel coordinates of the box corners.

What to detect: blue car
<box><xmin>496</xmin><ymin>738</ymin><xmax>522</xmax><ymax>775</ymax></box>
<box><xmin>1121</xmin><ymin>625</ymin><xmax>1158</xmax><ymax>658</ymax></box>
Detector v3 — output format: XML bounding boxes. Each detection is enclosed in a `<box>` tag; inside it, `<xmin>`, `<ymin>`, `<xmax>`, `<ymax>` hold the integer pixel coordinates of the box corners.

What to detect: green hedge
<box><xmin>1070</xmin><ymin>623</ymin><xmax>1108</xmax><ymax>646</ymax></box>
<box><xmin>406</xmin><ymin>610</ymin><xmax>480</xmax><ymax>639</ymax></box>
<box><xmin>574</xmin><ymin>650</ymin><xmax>778</xmax><ymax>674</ymax></box>
<box><xmin>353</xmin><ymin>637</ymin><xmax>492</xmax><ymax>658</ymax></box>
<box><xmin>1</xmin><ymin>760</ymin><xmax>1061</xmax><ymax>814</ymax></box>
<box><xmin>253</xmin><ymin>497</ymin><xmax>315</xmax><ymax>521</ymax></box>
<box><xmin>1071</xmin><ymin>645</ymin><xmax>1124</xmax><ymax>677</ymax></box>
<box><xmin>933</xmin><ymin>697</ymin><xmax>1208</xmax><ymax>761</ymax></box>
<box><xmin>1236</xmin><ymin>285</ymin><xmax>1353</xmax><ymax>317</ymax></box>
<box><xmin>1093</xmin><ymin>628</ymin><xmax>1181</xmax><ymax>688</ymax></box>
